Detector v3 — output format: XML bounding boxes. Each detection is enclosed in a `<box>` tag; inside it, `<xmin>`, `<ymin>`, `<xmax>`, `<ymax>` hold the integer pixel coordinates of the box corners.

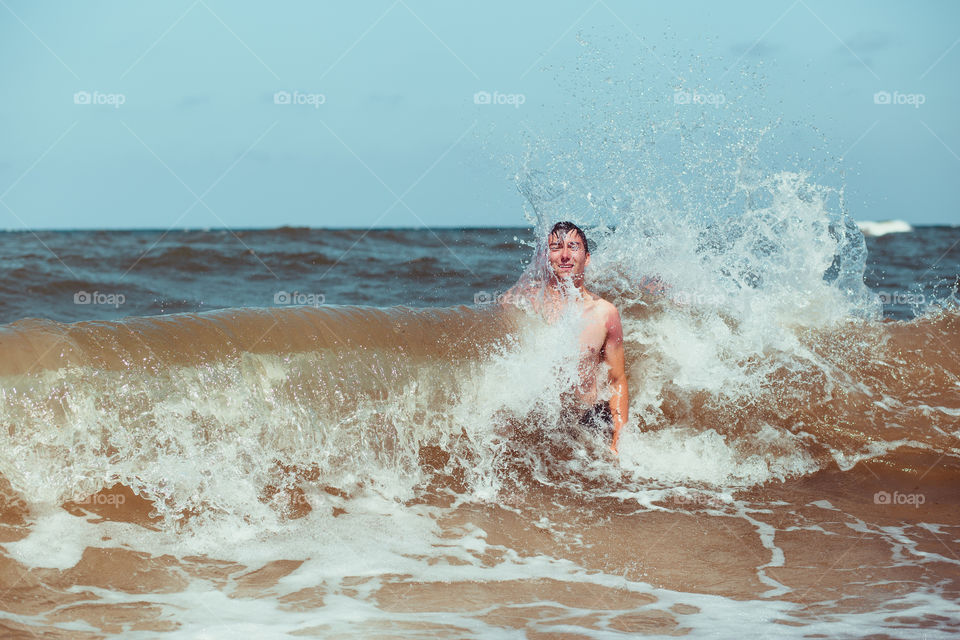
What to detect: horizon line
<box><xmin>2</xmin><ymin>220</ymin><xmax>950</xmax><ymax>233</ymax></box>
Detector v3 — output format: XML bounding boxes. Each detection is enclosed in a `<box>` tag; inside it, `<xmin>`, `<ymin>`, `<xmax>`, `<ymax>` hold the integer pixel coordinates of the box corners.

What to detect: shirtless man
<box><xmin>505</xmin><ymin>221</ymin><xmax>630</xmax><ymax>454</ymax></box>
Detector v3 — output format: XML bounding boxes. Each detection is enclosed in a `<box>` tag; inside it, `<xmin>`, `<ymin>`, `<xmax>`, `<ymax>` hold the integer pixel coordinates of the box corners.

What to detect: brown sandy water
<box><xmin>0</xmin><ymin>226</ymin><xmax>958</xmax><ymax>637</ymax></box>
<box><xmin>1</xmin><ymin>451</ymin><xmax>958</xmax><ymax>638</ymax></box>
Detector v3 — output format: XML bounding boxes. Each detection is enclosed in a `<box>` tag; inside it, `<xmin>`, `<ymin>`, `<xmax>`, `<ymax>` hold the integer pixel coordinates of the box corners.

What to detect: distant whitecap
<box><xmin>857</xmin><ymin>219</ymin><xmax>914</xmax><ymax>236</ymax></box>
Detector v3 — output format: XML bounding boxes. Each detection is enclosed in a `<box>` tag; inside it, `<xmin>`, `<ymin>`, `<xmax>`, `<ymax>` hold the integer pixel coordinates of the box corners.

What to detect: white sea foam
<box><xmin>857</xmin><ymin>219</ymin><xmax>914</xmax><ymax>236</ymax></box>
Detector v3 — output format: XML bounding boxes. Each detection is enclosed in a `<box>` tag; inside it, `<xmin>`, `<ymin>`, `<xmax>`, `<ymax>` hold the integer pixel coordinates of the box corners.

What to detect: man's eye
<box><xmin>549</xmin><ymin>244</ymin><xmax>562</xmax><ymax>250</ymax></box>
<box><xmin>568</xmin><ymin>243</ymin><xmax>581</xmax><ymax>251</ymax></box>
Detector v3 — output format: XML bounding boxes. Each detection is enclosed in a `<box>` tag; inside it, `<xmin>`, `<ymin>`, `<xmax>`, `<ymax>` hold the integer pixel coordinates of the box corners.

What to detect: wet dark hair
<box><xmin>548</xmin><ymin>221</ymin><xmax>589</xmax><ymax>254</ymax></box>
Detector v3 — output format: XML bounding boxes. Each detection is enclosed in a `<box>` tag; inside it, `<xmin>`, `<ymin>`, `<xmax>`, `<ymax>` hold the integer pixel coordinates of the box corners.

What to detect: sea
<box><xmin>0</xmin><ymin>214</ymin><xmax>959</xmax><ymax>638</ymax></box>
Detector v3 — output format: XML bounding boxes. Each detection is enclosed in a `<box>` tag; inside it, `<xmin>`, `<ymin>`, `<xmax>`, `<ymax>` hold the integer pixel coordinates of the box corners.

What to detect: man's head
<box><xmin>547</xmin><ymin>221</ymin><xmax>590</xmax><ymax>284</ymax></box>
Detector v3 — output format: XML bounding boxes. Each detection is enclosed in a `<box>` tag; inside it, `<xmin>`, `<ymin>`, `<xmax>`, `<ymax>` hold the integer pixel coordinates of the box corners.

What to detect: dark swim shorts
<box><xmin>579</xmin><ymin>402</ymin><xmax>614</xmax><ymax>438</ymax></box>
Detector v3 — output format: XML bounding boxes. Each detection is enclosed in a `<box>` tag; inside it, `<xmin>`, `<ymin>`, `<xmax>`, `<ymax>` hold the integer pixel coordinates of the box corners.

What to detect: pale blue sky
<box><xmin>1</xmin><ymin>0</ymin><xmax>957</xmax><ymax>229</ymax></box>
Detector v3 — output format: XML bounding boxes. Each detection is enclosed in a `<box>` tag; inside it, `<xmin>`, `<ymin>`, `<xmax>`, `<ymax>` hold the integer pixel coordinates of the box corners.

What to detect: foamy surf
<box><xmin>2</xmin><ymin>290</ymin><xmax>959</xmax><ymax>637</ymax></box>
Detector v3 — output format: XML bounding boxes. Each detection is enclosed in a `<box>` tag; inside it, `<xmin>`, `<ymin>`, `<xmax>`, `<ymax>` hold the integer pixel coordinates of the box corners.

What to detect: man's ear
<box><xmin>585</xmin><ymin>253</ymin><xmax>591</xmax><ymax>268</ymax></box>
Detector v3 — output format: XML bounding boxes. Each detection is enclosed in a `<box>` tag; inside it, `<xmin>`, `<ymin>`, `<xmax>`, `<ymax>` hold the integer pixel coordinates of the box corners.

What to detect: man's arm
<box><xmin>603</xmin><ymin>304</ymin><xmax>629</xmax><ymax>455</ymax></box>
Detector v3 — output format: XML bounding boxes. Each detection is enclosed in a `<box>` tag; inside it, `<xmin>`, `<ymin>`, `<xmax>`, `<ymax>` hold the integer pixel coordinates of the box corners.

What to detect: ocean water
<box><xmin>0</xmin><ymin>214</ymin><xmax>959</xmax><ymax>638</ymax></box>
<box><xmin>1</xmin><ymin>224</ymin><xmax>956</xmax><ymax>324</ymax></box>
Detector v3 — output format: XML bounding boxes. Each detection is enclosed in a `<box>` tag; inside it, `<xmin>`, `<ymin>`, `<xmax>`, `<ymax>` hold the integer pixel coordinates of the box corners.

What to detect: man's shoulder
<box><xmin>581</xmin><ymin>294</ymin><xmax>620</xmax><ymax>333</ymax></box>
<box><xmin>585</xmin><ymin>291</ymin><xmax>620</xmax><ymax>315</ymax></box>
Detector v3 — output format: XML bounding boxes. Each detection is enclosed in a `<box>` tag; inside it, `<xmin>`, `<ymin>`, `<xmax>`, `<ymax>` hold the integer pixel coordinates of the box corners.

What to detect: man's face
<box><xmin>547</xmin><ymin>230</ymin><xmax>590</xmax><ymax>281</ymax></box>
